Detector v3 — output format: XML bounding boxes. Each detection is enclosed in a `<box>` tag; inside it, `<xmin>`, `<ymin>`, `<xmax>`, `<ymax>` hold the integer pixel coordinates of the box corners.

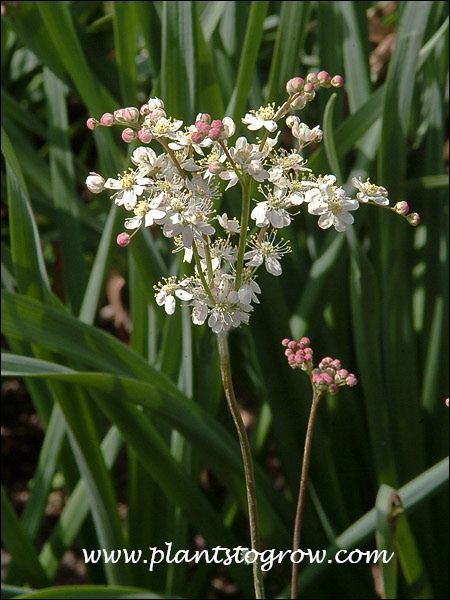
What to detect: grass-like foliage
<box><xmin>1</xmin><ymin>2</ymin><xmax>448</xmax><ymax>599</ymax></box>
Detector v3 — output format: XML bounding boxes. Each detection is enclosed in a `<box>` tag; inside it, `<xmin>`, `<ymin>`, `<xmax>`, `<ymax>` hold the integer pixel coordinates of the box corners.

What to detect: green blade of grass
<box><xmin>1</xmin><ymin>487</ymin><xmax>49</xmax><ymax>588</ymax></box>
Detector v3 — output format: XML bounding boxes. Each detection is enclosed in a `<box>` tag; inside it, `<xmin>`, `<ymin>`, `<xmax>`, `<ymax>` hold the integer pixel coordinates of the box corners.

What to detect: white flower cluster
<box><xmin>86</xmin><ymin>80</ymin><xmax>403</xmax><ymax>334</ymax></box>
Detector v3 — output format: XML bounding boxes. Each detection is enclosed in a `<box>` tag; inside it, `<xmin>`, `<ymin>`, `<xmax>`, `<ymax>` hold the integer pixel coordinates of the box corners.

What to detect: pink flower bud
<box><xmin>329</xmin><ymin>384</ymin><xmax>339</xmax><ymax>394</ymax></box>
<box><xmin>208</xmin><ymin>127</ymin><xmax>221</xmax><ymax>141</ymax></box>
<box><xmin>303</xmin><ymin>350</ymin><xmax>313</xmax><ymax>361</ymax></box>
<box><xmin>85</xmin><ymin>172</ymin><xmax>105</xmax><ymax>193</ymax></box>
<box><xmin>281</xmin><ymin>338</ymin><xmax>290</xmax><ymax>347</ymax></box>
<box><xmin>300</xmin><ymin>337</ymin><xmax>310</xmax><ymax>347</ymax></box>
<box><xmin>100</xmin><ymin>113</ymin><xmax>115</xmax><ymax>126</ymax></box>
<box><xmin>196</xmin><ymin>121</ymin><xmax>210</xmax><ymax>134</ymax></box>
<box><xmin>147</xmin><ymin>98</ymin><xmax>164</xmax><ymax>110</ymax></box>
<box><xmin>306</xmin><ymin>72</ymin><xmax>318</xmax><ymax>85</ymax></box>
<box><xmin>191</xmin><ymin>132</ymin><xmax>204</xmax><ymax>143</ymax></box>
<box><xmin>286</xmin><ymin>77</ymin><xmax>305</xmax><ymax>94</ymax></box>
<box><xmin>303</xmin><ymin>82</ymin><xmax>315</xmax><ymax>94</ymax></box>
<box><xmin>208</xmin><ymin>161</ymin><xmax>225</xmax><ymax>174</ymax></box>
<box><xmin>198</xmin><ymin>113</ymin><xmax>211</xmax><ymax>123</ymax></box>
<box><xmin>406</xmin><ymin>212</ymin><xmax>420</xmax><ymax>226</ymax></box>
<box><xmin>122</xmin><ymin>128</ymin><xmax>137</xmax><ymax>143</ymax></box>
<box><xmin>122</xmin><ymin>107</ymin><xmax>139</xmax><ymax>122</ymax></box>
<box><xmin>395</xmin><ymin>201</ymin><xmax>409</xmax><ymax>215</ymax></box>
<box><xmin>138</xmin><ymin>128</ymin><xmax>153</xmax><ymax>143</ymax></box>
<box><xmin>318</xmin><ymin>70</ymin><xmax>331</xmax><ymax>87</ymax></box>
<box><xmin>117</xmin><ymin>232</ymin><xmax>131</xmax><ymax>247</ymax></box>
<box><xmin>140</xmin><ymin>103</ymin><xmax>150</xmax><ymax>116</ymax></box>
<box><xmin>346</xmin><ymin>374</ymin><xmax>358</xmax><ymax>387</ymax></box>
<box><xmin>150</xmin><ymin>108</ymin><xmax>166</xmax><ymax>120</ymax></box>
<box><xmin>86</xmin><ymin>117</ymin><xmax>99</xmax><ymax>130</ymax></box>
<box><xmin>291</xmin><ymin>95</ymin><xmax>307</xmax><ymax>110</ymax></box>
<box><xmin>331</xmin><ymin>75</ymin><xmax>344</xmax><ymax>87</ymax></box>
<box><xmin>210</xmin><ymin>119</ymin><xmax>223</xmax><ymax>129</ymax></box>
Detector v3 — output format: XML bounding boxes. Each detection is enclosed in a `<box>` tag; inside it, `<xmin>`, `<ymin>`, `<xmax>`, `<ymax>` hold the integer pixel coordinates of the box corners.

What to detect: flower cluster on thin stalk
<box><xmin>86</xmin><ymin>70</ymin><xmax>420</xmax><ymax>333</ymax></box>
<box><xmin>281</xmin><ymin>337</ymin><xmax>357</xmax><ymax>398</ymax></box>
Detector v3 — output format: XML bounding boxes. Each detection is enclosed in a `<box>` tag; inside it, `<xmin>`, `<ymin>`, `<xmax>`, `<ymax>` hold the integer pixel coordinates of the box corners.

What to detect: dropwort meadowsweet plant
<box><xmin>86</xmin><ymin>71</ymin><xmax>420</xmax><ymax>599</ymax></box>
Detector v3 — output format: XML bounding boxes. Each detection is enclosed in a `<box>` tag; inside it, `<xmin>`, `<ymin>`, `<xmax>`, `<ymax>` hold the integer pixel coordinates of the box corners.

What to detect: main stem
<box><xmin>291</xmin><ymin>391</ymin><xmax>320</xmax><ymax>599</ymax></box>
<box><xmin>217</xmin><ymin>332</ymin><xmax>265</xmax><ymax>599</ymax></box>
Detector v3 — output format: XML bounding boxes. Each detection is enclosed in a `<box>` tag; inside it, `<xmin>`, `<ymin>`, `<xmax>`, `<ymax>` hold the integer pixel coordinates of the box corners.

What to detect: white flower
<box><xmin>207</xmin><ymin>277</ymin><xmax>252</xmax><ymax>333</ymax></box>
<box><xmin>131</xmin><ymin>146</ymin><xmax>169</xmax><ymax>177</ymax></box>
<box><xmin>105</xmin><ymin>170</ymin><xmax>152</xmax><ymax>210</ymax></box>
<box><xmin>238</xmin><ymin>277</ymin><xmax>261</xmax><ymax>305</ymax></box>
<box><xmin>142</xmin><ymin>115</ymin><xmax>183</xmax><ymax>139</ymax></box>
<box><xmin>154</xmin><ymin>277</ymin><xmax>193</xmax><ymax>315</ymax></box>
<box><xmin>291</xmin><ymin>122</ymin><xmax>323</xmax><ymax>145</ymax></box>
<box><xmin>217</xmin><ymin>213</ymin><xmax>241</xmax><ymax>234</ymax></box>
<box><xmin>123</xmin><ymin>197</ymin><xmax>167</xmax><ymax>230</ymax></box>
<box><xmin>162</xmin><ymin>194</ymin><xmax>216</xmax><ymax>248</ymax></box>
<box><xmin>251</xmin><ymin>186</ymin><xmax>292</xmax><ymax>229</ymax></box>
<box><xmin>242</xmin><ymin>104</ymin><xmax>278</xmax><ymax>132</ymax></box>
<box><xmin>306</xmin><ymin>182</ymin><xmax>359</xmax><ymax>232</ymax></box>
<box><xmin>169</xmin><ymin>126</ymin><xmax>213</xmax><ymax>155</ymax></box>
<box><xmin>351</xmin><ymin>177</ymin><xmax>389</xmax><ymax>205</ymax></box>
<box><xmin>219</xmin><ymin>137</ymin><xmax>269</xmax><ymax>189</ymax></box>
<box><xmin>244</xmin><ymin>232</ymin><xmax>291</xmax><ymax>276</ymax></box>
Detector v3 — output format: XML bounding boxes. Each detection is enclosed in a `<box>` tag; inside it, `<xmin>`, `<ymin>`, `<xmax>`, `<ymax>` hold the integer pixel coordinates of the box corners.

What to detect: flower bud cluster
<box><xmin>285</xmin><ymin>71</ymin><xmax>343</xmax><ymax>110</ymax></box>
<box><xmin>282</xmin><ymin>338</ymin><xmax>357</xmax><ymax>397</ymax></box>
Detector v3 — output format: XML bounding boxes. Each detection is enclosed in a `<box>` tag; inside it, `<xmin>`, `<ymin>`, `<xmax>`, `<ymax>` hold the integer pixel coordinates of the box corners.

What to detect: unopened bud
<box><xmin>406</xmin><ymin>212</ymin><xmax>420</xmax><ymax>226</ymax></box>
<box><xmin>191</xmin><ymin>132</ymin><xmax>204</xmax><ymax>143</ymax></box>
<box><xmin>196</xmin><ymin>121</ymin><xmax>210</xmax><ymax>134</ymax></box>
<box><xmin>395</xmin><ymin>201</ymin><xmax>409</xmax><ymax>215</ymax></box>
<box><xmin>208</xmin><ymin>127</ymin><xmax>222</xmax><ymax>141</ymax></box>
<box><xmin>85</xmin><ymin>172</ymin><xmax>105</xmax><ymax>193</ymax></box>
<box><xmin>198</xmin><ymin>113</ymin><xmax>211</xmax><ymax>123</ymax></box>
<box><xmin>100</xmin><ymin>113</ymin><xmax>115</xmax><ymax>127</ymax></box>
<box><xmin>306</xmin><ymin>72</ymin><xmax>318</xmax><ymax>85</ymax></box>
<box><xmin>122</xmin><ymin>107</ymin><xmax>139</xmax><ymax>122</ymax></box>
<box><xmin>86</xmin><ymin>117</ymin><xmax>99</xmax><ymax>130</ymax></box>
<box><xmin>122</xmin><ymin>128</ymin><xmax>137</xmax><ymax>143</ymax></box>
<box><xmin>286</xmin><ymin>115</ymin><xmax>300</xmax><ymax>129</ymax></box>
<box><xmin>147</xmin><ymin>98</ymin><xmax>164</xmax><ymax>110</ymax></box>
<box><xmin>138</xmin><ymin>128</ymin><xmax>153</xmax><ymax>143</ymax></box>
<box><xmin>116</xmin><ymin>232</ymin><xmax>131</xmax><ymax>247</ymax></box>
<box><xmin>291</xmin><ymin>94</ymin><xmax>307</xmax><ymax>110</ymax></box>
<box><xmin>346</xmin><ymin>374</ymin><xmax>358</xmax><ymax>387</ymax></box>
<box><xmin>150</xmin><ymin>108</ymin><xmax>166</xmax><ymax>120</ymax></box>
<box><xmin>331</xmin><ymin>75</ymin><xmax>344</xmax><ymax>87</ymax></box>
<box><xmin>208</xmin><ymin>161</ymin><xmax>225</xmax><ymax>174</ymax></box>
<box><xmin>286</xmin><ymin>77</ymin><xmax>305</xmax><ymax>95</ymax></box>
<box><xmin>317</xmin><ymin>70</ymin><xmax>331</xmax><ymax>87</ymax></box>
<box><xmin>140</xmin><ymin>103</ymin><xmax>150</xmax><ymax>116</ymax></box>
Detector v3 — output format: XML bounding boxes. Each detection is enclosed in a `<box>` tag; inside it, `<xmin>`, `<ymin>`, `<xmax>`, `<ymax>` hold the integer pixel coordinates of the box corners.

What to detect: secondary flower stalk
<box><xmin>281</xmin><ymin>337</ymin><xmax>357</xmax><ymax>599</ymax></box>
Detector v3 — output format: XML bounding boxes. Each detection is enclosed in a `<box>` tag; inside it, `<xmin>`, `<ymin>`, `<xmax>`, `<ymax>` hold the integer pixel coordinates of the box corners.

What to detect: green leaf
<box><xmin>226</xmin><ymin>1</ymin><xmax>269</xmax><ymax>122</ymax></box>
<box><xmin>266</xmin><ymin>2</ymin><xmax>312</xmax><ymax>105</ymax></box>
<box><xmin>12</xmin><ymin>584</ymin><xmax>181</xmax><ymax>599</ymax></box>
<box><xmin>1</xmin><ymin>487</ymin><xmax>49</xmax><ymax>588</ymax></box>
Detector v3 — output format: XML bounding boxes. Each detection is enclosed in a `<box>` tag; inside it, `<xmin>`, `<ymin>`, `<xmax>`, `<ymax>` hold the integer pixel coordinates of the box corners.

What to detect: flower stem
<box><xmin>291</xmin><ymin>390</ymin><xmax>321</xmax><ymax>599</ymax></box>
<box><xmin>192</xmin><ymin>241</ymin><xmax>215</xmax><ymax>305</ymax></box>
<box><xmin>234</xmin><ymin>176</ymin><xmax>252</xmax><ymax>290</ymax></box>
<box><xmin>217</xmin><ymin>332</ymin><xmax>265</xmax><ymax>599</ymax></box>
